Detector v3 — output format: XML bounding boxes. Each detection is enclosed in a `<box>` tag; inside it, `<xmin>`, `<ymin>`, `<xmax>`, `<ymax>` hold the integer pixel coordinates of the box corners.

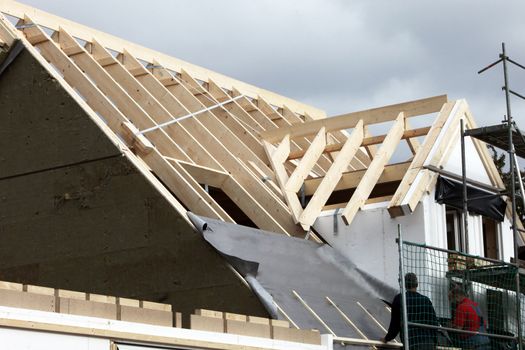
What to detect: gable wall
<box><xmin>0</xmin><ymin>49</ymin><xmax>267</xmax><ymax>324</ymax></box>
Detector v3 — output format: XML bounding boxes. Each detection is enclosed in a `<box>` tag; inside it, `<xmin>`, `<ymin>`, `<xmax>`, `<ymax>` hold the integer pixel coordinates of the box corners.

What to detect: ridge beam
<box><xmin>261</xmin><ymin>94</ymin><xmax>447</xmax><ymax>143</ymax></box>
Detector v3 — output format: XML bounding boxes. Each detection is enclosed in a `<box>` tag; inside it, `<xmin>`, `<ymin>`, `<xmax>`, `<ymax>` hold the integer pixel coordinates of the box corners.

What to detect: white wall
<box><xmin>0</xmin><ymin>327</ymin><xmax>109</xmax><ymax>350</ymax></box>
<box><xmin>313</xmin><ymin>186</ymin><xmax>515</xmax><ymax>292</ymax></box>
<box><xmin>313</xmin><ymin>201</ymin><xmax>426</xmax><ymax>290</ymax></box>
<box><xmin>442</xmin><ymin>136</ymin><xmax>492</xmax><ymax>185</ymax></box>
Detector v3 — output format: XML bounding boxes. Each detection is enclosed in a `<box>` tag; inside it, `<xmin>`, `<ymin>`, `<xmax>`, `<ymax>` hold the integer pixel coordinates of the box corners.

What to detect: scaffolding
<box><xmin>396</xmin><ymin>43</ymin><xmax>525</xmax><ymax>349</ymax></box>
<box><xmin>462</xmin><ymin>43</ymin><xmax>525</xmax><ymax>349</ymax></box>
<box><xmin>398</xmin><ymin>235</ymin><xmax>524</xmax><ymax>349</ymax></box>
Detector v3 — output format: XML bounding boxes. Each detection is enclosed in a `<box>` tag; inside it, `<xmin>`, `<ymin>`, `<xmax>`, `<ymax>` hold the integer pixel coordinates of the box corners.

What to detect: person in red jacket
<box><xmin>448</xmin><ymin>285</ymin><xmax>490</xmax><ymax>349</ymax></box>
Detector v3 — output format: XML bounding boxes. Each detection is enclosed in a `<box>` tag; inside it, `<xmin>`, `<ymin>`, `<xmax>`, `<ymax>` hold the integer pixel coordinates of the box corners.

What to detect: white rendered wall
<box><xmin>313</xmin><ymin>201</ymin><xmax>426</xmax><ymax>290</ymax></box>
<box><xmin>442</xmin><ymin>136</ymin><xmax>492</xmax><ymax>185</ymax></box>
<box><xmin>0</xmin><ymin>327</ymin><xmax>109</xmax><ymax>350</ymax></box>
<box><xmin>314</xmin><ymin>191</ymin><xmax>515</xmax><ymax>293</ymax></box>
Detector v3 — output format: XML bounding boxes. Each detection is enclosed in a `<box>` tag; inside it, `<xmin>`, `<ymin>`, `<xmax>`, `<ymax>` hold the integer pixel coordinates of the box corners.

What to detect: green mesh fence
<box><xmin>399</xmin><ymin>240</ymin><xmax>523</xmax><ymax>349</ymax></box>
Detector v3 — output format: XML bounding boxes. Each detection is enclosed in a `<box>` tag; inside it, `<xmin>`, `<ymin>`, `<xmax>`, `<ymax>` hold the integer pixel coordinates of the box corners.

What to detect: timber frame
<box><xmin>0</xmin><ymin>1</ymin><xmax>520</xmax><ymax>236</ymax></box>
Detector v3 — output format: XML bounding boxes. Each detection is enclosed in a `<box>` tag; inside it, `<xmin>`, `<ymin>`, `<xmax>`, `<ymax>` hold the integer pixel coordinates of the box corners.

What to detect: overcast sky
<box><xmin>18</xmin><ymin>0</ymin><xmax>525</xmax><ymax>129</ymax></box>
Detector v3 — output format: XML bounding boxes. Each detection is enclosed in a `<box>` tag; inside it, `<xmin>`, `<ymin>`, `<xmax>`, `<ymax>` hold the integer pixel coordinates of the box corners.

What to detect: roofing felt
<box><xmin>188</xmin><ymin>213</ymin><xmax>400</xmax><ymax>348</ymax></box>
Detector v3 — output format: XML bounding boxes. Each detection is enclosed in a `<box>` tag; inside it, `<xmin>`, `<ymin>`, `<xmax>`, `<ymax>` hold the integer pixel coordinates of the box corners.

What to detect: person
<box><xmin>381</xmin><ymin>273</ymin><xmax>438</xmax><ymax>349</ymax></box>
<box><xmin>448</xmin><ymin>284</ymin><xmax>491</xmax><ymax>350</ymax></box>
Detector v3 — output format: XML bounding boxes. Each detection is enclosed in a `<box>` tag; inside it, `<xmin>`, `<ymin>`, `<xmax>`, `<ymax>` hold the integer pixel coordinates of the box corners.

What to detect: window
<box><xmin>446</xmin><ymin>207</ymin><xmax>463</xmax><ymax>252</ymax></box>
<box><xmin>482</xmin><ymin>217</ymin><xmax>499</xmax><ymax>259</ymax></box>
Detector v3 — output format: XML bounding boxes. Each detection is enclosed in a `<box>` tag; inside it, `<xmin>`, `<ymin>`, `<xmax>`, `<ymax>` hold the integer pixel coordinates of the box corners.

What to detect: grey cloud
<box><xmin>17</xmin><ymin>0</ymin><xmax>525</xmax><ymax>126</ymax></box>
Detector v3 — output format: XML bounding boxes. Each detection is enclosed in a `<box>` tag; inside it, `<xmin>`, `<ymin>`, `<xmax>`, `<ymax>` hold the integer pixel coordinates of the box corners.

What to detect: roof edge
<box><xmin>0</xmin><ymin>0</ymin><xmax>326</xmax><ymax>118</ymax></box>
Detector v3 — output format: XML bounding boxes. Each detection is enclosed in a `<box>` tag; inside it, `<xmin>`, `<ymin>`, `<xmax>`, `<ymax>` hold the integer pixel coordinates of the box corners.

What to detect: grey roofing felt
<box><xmin>188</xmin><ymin>213</ymin><xmax>399</xmax><ymax>347</ymax></box>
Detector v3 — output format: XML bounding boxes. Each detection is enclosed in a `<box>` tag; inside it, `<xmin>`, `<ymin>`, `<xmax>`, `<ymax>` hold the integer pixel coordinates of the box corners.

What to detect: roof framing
<box><xmin>1</xmin><ymin>2</ymin><xmax>518</xmax><ymax>236</ymax></box>
<box><xmin>0</xmin><ymin>0</ymin><xmax>325</xmax><ymax>118</ymax></box>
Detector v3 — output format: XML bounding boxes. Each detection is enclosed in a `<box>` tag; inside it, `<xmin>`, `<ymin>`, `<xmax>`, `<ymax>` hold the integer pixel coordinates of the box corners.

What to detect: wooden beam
<box><xmin>303</xmin><ymin>162</ymin><xmax>411</xmax><ymax>196</ymax></box>
<box><xmin>363</xmin><ymin>125</ymin><xmax>377</xmax><ymax>159</ymax></box>
<box><xmin>285</xmin><ymin>127</ymin><xmax>326</xmax><ymax>192</ymax></box>
<box><xmin>404</xmin><ymin>119</ymin><xmax>421</xmax><ymax>155</ymax></box>
<box><xmin>245</xmin><ymin>160</ymin><xmax>283</xmax><ymax>200</ymax></box>
<box><xmin>299</xmin><ymin>121</ymin><xmax>364</xmax><ymax>228</ymax></box>
<box><xmin>17</xmin><ymin>17</ymin><xmax>230</xmax><ymax>222</ymax></box>
<box><xmin>175</xmin><ymin>160</ymin><xmax>230</xmax><ymax>188</ymax></box>
<box><xmin>153</xmin><ymin>153</ymin><xmax>234</xmax><ymax>222</ymax></box>
<box><xmin>387</xmin><ymin>100</ymin><xmax>458</xmax><ymax>216</ymax></box>
<box><xmin>42</xmin><ymin>26</ymin><xmax>191</xmax><ymax>163</ymax></box>
<box><xmin>276</xmin><ymin>104</ymin><xmax>331</xmax><ymax>176</ymax></box>
<box><xmin>261</xmin><ymin>95</ymin><xmax>447</xmax><ymax>142</ymax></box>
<box><xmin>83</xmin><ymin>38</ymin><xmax>223</xmax><ymax>171</ymax></box>
<box><xmin>0</xmin><ymin>0</ymin><xmax>326</xmax><ymax>118</ymax></box>
<box><xmin>177</xmin><ymin>70</ymin><xmax>270</xmax><ymax>166</ymax></box>
<box><xmin>147</xmin><ymin>64</ymin><xmax>302</xmax><ymax>235</ymax></box>
<box><xmin>262</xmin><ymin>137</ymin><xmax>304</xmax><ymax>225</ymax></box>
<box><xmin>288</xmin><ymin>127</ymin><xmax>431</xmax><ymax>160</ymax></box>
<box><xmin>341</xmin><ymin>113</ymin><xmax>405</xmax><ymax>225</ymax></box>
<box><xmin>276</xmin><ymin>104</ymin><xmax>334</xmax><ymax>174</ymax></box>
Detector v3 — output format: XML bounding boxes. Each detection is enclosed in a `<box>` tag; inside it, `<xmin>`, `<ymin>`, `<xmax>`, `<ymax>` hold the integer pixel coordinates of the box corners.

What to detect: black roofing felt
<box><xmin>188</xmin><ymin>213</ymin><xmax>399</xmax><ymax>348</ymax></box>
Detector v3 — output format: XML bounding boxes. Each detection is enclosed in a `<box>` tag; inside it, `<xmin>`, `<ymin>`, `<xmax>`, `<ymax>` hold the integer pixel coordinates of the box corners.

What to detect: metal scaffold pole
<box><xmin>478</xmin><ymin>42</ymin><xmax>524</xmax><ymax>349</ymax></box>
<box><xmin>461</xmin><ymin>119</ymin><xmax>469</xmax><ymax>254</ymax></box>
<box><xmin>501</xmin><ymin>42</ymin><xmax>523</xmax><ymax>350</ymax></box>
<box><xmin>397</xmin><ymin>225</ymin><xmax>410</xmax><ymax>350</ymax></box>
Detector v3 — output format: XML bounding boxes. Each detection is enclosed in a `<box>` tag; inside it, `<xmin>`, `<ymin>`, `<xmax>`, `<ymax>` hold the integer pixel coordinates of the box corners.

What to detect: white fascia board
<box><xmin>0</xmin><ymin>306</ymin><xmax>327</xmax><ymax>350</ymax></box>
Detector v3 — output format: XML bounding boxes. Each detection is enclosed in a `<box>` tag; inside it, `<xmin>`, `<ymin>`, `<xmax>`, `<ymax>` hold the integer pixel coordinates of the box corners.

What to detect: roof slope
<box><xmin>0</xmin><ymin>1</ymin><xmax>519</xmax><ymax>238</ymax></box>
<box><xmin>0</xmin><ymin>43</ymin><xmax>267</xmax><ymax>324</ymax></box>
<box><xmin>190</xmin><ymin>214</ymin><xmax>398</xmax><ymax>348</ymax></box>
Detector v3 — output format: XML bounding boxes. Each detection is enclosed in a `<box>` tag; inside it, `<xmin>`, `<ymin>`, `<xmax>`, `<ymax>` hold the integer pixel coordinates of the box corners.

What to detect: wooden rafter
<box><xmin>82</xmin><ymin>37</ymin><xmax>223</xmax><ymax>170</ymax></box>
<box><xmin>387</xmin><ymin>100</ymin><xmax>458</xmax><ymax>217</ymax></box>
<box><xmin>299</xmin><ymin>121</ymin><xmax>364</xmax><ymax>228</ymax></box>
<box><xmin>394</xmin><ymin>101</ymin><xmax>469</xmax><ymax>217</ymax></box>
<box><xmin>14</xmin><ymin>16</ymin><xmax>229</xmax><ymax>222</ymax></box>
<box><xmin>177</xmin><ymin>70</ymin><xmax>268</xmax><ymax>165</ymax></box>
<box><xmin>341</xmin><ymin>113</ymin><xmax>406</xmax><ymax>225</ymax></box>
<box><xmin>363</xmin><ymin>126</ymin><xmax>378</xmax><ymax>160</ymax></box>
<box><xmin>286</xmin><ymin>127</ymin><xmax>326</xmax><ymax>193</ymax></box>
<box><xmin>404</xmin><ymin>119</ymin><xmax>421</xmax><ymax>155</ymax></box>
<box><xmin>270</xmin><ymin>103</ymin><xmax>332</xmax><ymax>175</ymax></box>
<box><xmin>262</xmin><ymin>137</ymin><xmax>303</xmax><ymax>225</ymax></box>
<box><xmin>229</xmin><ymin>87</ymin><xmax>328</xmax><ymax>177</ymax></box>
<box><xmin>0</xmin><ymin>0</ymin><xmax>325</xmax><ymax>118</ymax></box>
<box><xmin>145</xmin><ymin>65</ymin><xmax>302</xmax><ymax>235</ymax></box>
<box><xmin>5</xmin><ymin>4</ymin><xmax>501</xmax><ymax>234</ymax></box>
<box><xmin>303</xmin><ymin>162</ymin><xmax>411</xmax><ymax>196</ymax></box>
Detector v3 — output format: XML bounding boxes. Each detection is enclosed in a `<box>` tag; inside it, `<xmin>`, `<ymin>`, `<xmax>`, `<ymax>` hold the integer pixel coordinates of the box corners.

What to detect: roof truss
<box><xmin>1</xmin><ymin>2</ymin><xmax>517</xmax><ymax>236</ymax></box>
<box><xmin>260</xmin><ymin>95</ymin><xmax>448</xmax><ymax>228</ymax></box>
